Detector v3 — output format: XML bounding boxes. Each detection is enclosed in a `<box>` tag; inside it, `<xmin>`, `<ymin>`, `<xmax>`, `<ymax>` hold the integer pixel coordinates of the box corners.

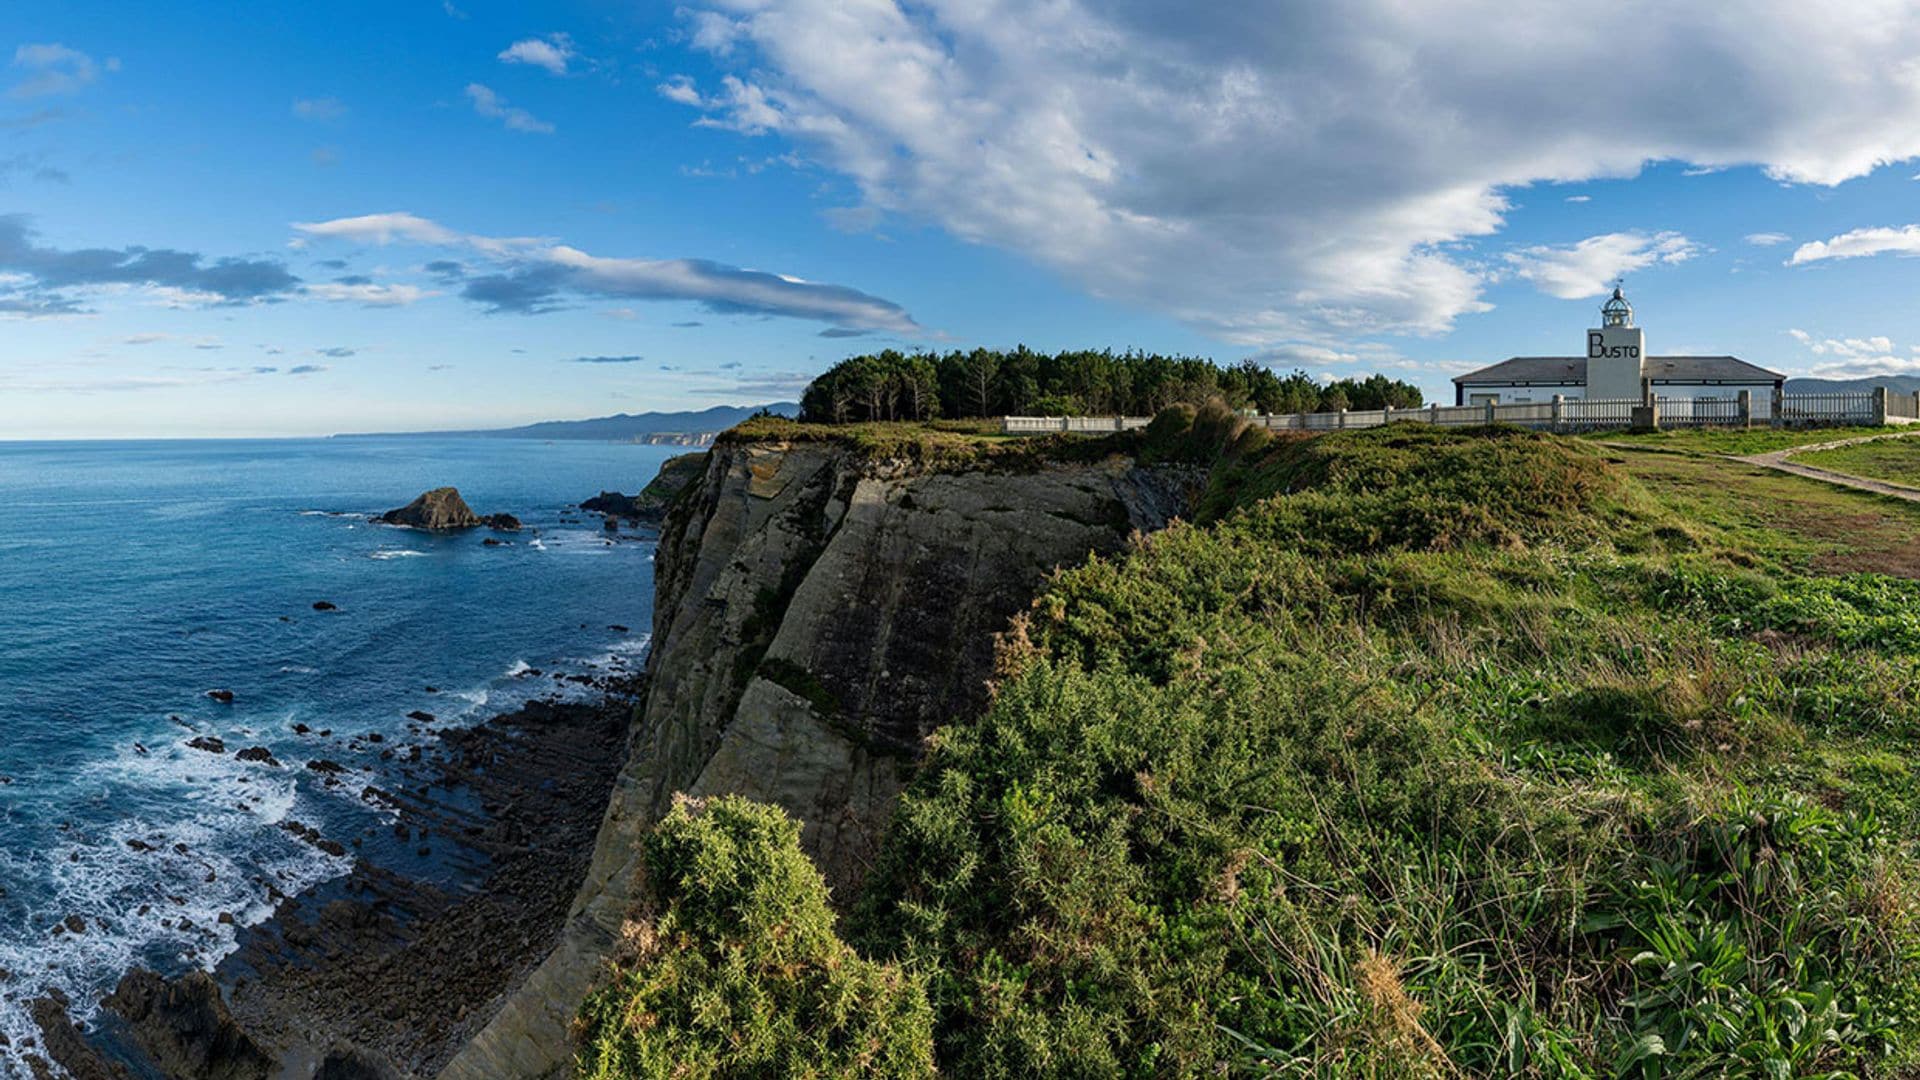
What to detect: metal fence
<box><xmin>1002</xmin><ymin>387</ymin><xmax>1919</xmax><ymax>436</ymax></box>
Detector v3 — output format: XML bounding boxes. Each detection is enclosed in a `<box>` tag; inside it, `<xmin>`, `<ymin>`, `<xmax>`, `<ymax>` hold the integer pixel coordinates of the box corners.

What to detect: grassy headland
<box><xmin>582</xmin><ymin>414</ymin><xmax>1920</xmax><ymax>1078</ymax></box>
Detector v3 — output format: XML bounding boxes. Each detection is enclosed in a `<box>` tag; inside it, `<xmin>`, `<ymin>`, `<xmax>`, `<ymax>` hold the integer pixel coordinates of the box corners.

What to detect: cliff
<box><xmin>441</xmin><ymin>431</ymin><xmax>1195</xmax><ymax>1079</ymax></box>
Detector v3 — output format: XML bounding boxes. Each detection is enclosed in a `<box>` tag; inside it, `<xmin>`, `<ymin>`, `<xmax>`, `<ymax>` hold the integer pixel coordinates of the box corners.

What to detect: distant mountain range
<box><xmin>339</xmin><ymin>403</ymin><xmax>798</xmax><ymax>444</ymax></box>
<box><xmin>1786</xmin><ymin>376</ymin><xmax>1920</xmax><ymax>394</ymax></box>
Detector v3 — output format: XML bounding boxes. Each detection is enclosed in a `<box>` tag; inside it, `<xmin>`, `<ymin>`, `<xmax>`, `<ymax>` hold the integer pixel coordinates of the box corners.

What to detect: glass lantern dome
<box><xmin>1601</xmin><ymin>285</ymin><xmax>1633</xmax><ymax>328</ymax></box>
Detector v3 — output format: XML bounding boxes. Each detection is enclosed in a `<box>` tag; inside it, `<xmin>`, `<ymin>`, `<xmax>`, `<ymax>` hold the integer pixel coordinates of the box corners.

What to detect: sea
<box><xmin>0</xmin><ymin>436</ymin><xmax>674</xmax><ymax>1069</ymax></box>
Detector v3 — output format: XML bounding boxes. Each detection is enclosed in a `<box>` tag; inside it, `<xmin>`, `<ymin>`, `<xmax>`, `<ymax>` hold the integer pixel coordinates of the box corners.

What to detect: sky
<box><xmin>9</xmin><ymin>2</ymin><xmax>1920</xmax><ymax>437</ymax></box>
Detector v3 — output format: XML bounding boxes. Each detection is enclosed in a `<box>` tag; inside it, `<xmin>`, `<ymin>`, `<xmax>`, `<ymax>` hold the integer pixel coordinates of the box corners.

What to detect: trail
<box><xmin>1736</xmin><ymin>430</ymin><xmax>1920</xmax><ymax>504</ymax></box>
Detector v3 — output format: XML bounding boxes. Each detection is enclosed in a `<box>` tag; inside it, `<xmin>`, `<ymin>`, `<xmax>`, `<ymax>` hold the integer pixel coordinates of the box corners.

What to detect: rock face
<box><xmin>578</xmin><ymin>452</ymin><xmax>706</xmax><ymax>525</ymax></box>
<box><xmin>441</xmin><ymin>435</ymin><xmax>1195</xmax><ymax>1079</ymax></box>
<box><xmin>378</xmin><ymin>489</ymin><xmax>519</xmax><ymax>532</ymax></box>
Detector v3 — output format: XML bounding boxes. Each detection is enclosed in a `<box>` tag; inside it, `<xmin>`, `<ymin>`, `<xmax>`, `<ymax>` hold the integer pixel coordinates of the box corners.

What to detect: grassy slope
<box><xmin>581</xmin><ymin>421</ymin><xmax>1920</xmax><ymax>1079</ymax></box>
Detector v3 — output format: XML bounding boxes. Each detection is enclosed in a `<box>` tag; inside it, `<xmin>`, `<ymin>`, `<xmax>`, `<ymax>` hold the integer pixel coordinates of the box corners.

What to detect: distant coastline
<box><xmin>332</xmin><ymin>401</ymin><xmax>798</xmax><ymax>443</ymax></box>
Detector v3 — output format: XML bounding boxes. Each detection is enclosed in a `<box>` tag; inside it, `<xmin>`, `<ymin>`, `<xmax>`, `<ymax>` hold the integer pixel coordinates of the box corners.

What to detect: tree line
<box><xmin>797</xmin><ymin>347</ymin><xmax>1424</xmax><ymax>423</ymax></box>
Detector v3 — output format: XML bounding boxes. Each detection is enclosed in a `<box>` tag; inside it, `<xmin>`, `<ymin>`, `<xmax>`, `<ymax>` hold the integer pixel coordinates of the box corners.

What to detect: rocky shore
<box><xmin>31</xmin><ymin>675</ymin><xmax>641</xmax><ymax>1079</ymax></box>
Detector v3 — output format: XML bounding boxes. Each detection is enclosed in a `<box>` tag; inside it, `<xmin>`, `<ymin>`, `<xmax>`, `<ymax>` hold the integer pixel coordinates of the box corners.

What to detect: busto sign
<box><xmin>1586</xmin><ymin>325</ymin><xmax>1645</xmax><ymax>400</ymax></box>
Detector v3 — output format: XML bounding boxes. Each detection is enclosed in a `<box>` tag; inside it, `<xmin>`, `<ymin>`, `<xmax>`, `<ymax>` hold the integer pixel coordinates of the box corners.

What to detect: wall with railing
<box><xmin>1001</xmin><ymin>387</ymin><xmax>1920</xmax><ymax>436</ymax></box>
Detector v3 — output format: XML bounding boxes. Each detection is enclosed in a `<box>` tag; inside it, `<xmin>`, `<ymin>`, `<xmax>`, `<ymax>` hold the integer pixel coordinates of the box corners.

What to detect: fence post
<box><xmin>1058</xmin><ymin>417</ymin><xmax>1069</xmax><ymax>432</ymax></box>
<box><xmin>1485</xmin><ymin>400</ymin><xmax>1497</xmax><ymax>425</ymax></box>
<box><xmin>1551</xmin><ymin>394</ymin><xmax>1564</xmax><ymax>433</ymax></box>
<box><xmin>1338</xmin><ymin>408</ymin><xmax>1348</xmax><ymax>430</ymax></box>
<box><xmin>1737</xmin><ymin>390</ymin><xmax>1751</xmax><ymax>430</ymax></box>
<box><xmin>1430</xmin><ymin>403</ymin><xmax>1438</xmax><ymax>425</ymax></box>
<box><xmin>1383</xmin><ymin>404</ymin><xmax>1395</xmax><ymax>426</ymax></box>
<box><xmin>1875</xmin><ymin>386</ymin><xmax>1890</xmax><ymax>426</ymax></box>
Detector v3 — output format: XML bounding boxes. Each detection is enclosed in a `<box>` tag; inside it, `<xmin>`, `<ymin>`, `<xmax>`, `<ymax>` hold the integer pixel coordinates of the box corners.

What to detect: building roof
<box><xmin>1453</xmin><ymin>355</ymin><xmax>1784</xmax><ymax>385</ymax></box>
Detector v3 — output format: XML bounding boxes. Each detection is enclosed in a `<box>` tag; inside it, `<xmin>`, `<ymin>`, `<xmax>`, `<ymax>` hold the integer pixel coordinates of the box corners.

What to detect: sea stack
<box><xmin>378</xmin><ymin>487</ymin><xmax>518</xmax><ymax>531</ymax></box>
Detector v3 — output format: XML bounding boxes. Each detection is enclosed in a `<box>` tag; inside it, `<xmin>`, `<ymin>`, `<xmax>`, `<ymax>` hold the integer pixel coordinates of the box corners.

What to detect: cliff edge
<box><xmin>441</xmin><ymin>430</ymin><xmax>1194</xmax><ymax>1079</ymax></box>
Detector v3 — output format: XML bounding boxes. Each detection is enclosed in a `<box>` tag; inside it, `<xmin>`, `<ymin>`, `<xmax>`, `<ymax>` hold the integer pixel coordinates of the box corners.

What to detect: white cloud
<box><xmin>465</xmin><ymin>83</ymin><xmax>553</xmax><ymax>134</ymax></box>
<box><xmin>658</xmin><ymin>76</ymin><xmax>703</xmax><ymax>106</ymax></box>
<box><xmin>663</xmin><ymin>1</ymin><xmax>1920</xmax><ymax>351</ymax></box>
<box><xmin>1745</xmin><ymin>232</ymin><xmax>1791</xmax><ymax>246</ymax></box>
<box><xmin>292</xmin><ymin>97</ymin><xmax>346</xmax><ymax>122</ymax></box>
<box><xmin>1788</xmin><ymin>225</ymin><xmax>1920</xmax><ymax>265</ymax></box>
<box><xmin>1503</xmin><ymin>231</ymin><xmax>1698</xmax><ymax>300</ymax></box>
<box><xmin>1785</xmin><ymin>327</ymin><xmax>1920</xmax><ymax>377</ymax></box>
<box><xmin>291</xmin><ymin>211</ymin><xmax>920</xmax><ymax>332</ymax></box>
<box><xmin>1564</xmin><ymin>195</ymin><xmax>1591</xmax><ymax>203</ymax></box>
<box><xmin>498</xmin><ymin>34</ymin><xmax>574</xmax><ymax>75</ymax></box>
<box><xmin>8</xmin><ymin>44</ymin><xmax>111</xmax><ymax>99</ymax></box>
<box><xmin>304</xmin><ymin>282</ymin><xmax>436</xmax><ymax>306</ymax></box>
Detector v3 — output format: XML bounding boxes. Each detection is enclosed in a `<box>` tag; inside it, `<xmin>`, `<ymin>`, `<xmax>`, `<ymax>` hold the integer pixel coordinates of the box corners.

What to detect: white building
<box><xmin>1452</xmin><ymin>288</ymin><xmax>1783</xmax><ymax>408</ymax></box>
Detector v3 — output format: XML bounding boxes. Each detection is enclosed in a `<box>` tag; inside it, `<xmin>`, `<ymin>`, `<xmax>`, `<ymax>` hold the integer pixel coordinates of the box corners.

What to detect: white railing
<box><xmin>1001</xmin><ymin>387</ymin><xmax>1904</xmax><ymax>436</ymax></box>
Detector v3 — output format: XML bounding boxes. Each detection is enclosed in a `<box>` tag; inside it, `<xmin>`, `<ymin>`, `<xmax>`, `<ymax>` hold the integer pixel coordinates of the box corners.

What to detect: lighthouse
<box><xmin>1584</xmin><ymin>285</ymin><xmax>1645</xmax><ymax>400</ymax></box>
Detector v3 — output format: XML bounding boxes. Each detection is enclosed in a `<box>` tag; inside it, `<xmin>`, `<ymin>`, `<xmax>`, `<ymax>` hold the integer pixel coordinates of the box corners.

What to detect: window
<box><xmin>1468</xmin><ymin>393</ymin><xmax>1498</xmax><ymax>406</ymax></box>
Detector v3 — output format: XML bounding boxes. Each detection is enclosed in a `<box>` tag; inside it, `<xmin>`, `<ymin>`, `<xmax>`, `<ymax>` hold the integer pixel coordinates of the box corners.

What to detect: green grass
<box><xmin>1796</xmin><ymin>435</ymin><xmax>1920</xmax><ymax>488</ymax></box>
<box><xmin>1593</xmin><ymin>425</ymin><xmax>1906</xmax><ymax>457</ymax></box>
<box><xmin>582</xmin><ymin>420</ymin><xmax>1920</xmax><ymax>1078</ymax></box>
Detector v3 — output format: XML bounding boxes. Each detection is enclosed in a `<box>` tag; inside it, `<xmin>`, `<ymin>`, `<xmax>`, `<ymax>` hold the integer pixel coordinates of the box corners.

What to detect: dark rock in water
<box><xmin>423</xmin><ymin>686</ymin><xmax>438</xmax><ymax>694</ymax></box>
<box><xmin>63</xmin><ymin>914</ymin><xmax>86</xmax><ymax>934</ymax></box>
<box><xmin>481</xmin><ymin>513</ymin><xmax>520</xmax><ymax>531</ymax></box>
<box><xmin>480</xmin><ymin>537</ymin><xmax>504</xmax><ymax>546</ymax></box>
<box><xmin>29</xmin><ymin>994</ymin><xmax>130</xmax><ymax>1080</ymax></box>
<box><xmin>608</xmin><ymin>624</ymin><xmax>629</xmax><ymax>633</ymax></box>
<box><xmin>103</xmin><ymin>969</ymin><xmax>274</xmax><ymax>1080</ymax></box>
<box><xmin>406</xmin><ymin>710</ymin><xmax>435</xmax><ymax>723</ymax></box>
<box><xmin>207</xmin><ymin>690</ymin><xmax>235</xmax><ymax>704</ymax></box>
<box><xmin>306</xmin><ymin>759</ymin><xmax>345</xmax><ymax>775</ymax></box>
<box><xmin>235</xmin><ymin>747</ymin><xmax>280</xmax><ymax>767</ymax></box>
<box><xmin>377</xmin><ymin>488</ymin><xmax>481</xmax><ymax>531</ymax></box>
<box><xmin>127</xmin><ymin>839</ymin><xmax>155</xmax><ymax>853</ymax></box>
<box><xmin>579</xmin><ymin>453</ymin><xmax>706</xmax><ymax>525</ymax></box>
<box><xmin>291</xmin><ymin>723</ymin><xmax>310</xmax><ymax>735</ymax></box>
<box><xmin>312</xmin><ymin>600</ymin><xmax>338</xmax><ymax>611</ymax></box>
<box><xmin>186</xmin><ymin>736</ymin><xmax>227</xmax><ymax>754</ymax></box>
<box><xmin>315</xmin><ymin>1044</ymin><xmax>405</xmax><ymax>1080</ymax></box>
<box><xmin>602</xmin><ymin>515</ymin><xmax>620</xmax><ymax>532</ymax></box>
<box><xmin>365</xmin><ymin>732</ymin><xmax>384</xmax><ymax>743</ymax></box>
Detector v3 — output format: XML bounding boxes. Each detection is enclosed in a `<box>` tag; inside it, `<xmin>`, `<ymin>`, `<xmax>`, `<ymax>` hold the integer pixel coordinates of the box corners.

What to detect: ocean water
<box><xmin>0</xmin><ymin>436</ymin><xmax>672</xmax><ymax>1067</ymax></box>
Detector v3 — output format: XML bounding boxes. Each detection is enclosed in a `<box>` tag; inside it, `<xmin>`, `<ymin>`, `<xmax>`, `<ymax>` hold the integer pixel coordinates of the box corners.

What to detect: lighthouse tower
<box><xmin>1585</xmin><ymin>285</ymin><xmax>1645</xmax><ymax>400</ymax></box>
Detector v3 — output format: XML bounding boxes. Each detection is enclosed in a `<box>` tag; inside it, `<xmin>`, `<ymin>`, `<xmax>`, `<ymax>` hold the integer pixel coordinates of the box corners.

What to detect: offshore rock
<box><xmin>579</xmin><ymin>451</ymin><xmax>706</xmax><ymax>525</ymax></box>
<box><xmin>377</xmin><ymin>489</ymin><xmax>516</xmax><ymax>533</ymax></box>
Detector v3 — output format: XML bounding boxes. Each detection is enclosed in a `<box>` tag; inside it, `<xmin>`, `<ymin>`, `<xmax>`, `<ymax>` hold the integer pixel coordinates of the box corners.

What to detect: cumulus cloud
<box><xmin>0</xmin><ymin>213</ymin><xmax>300</xmax><ymax>315</ymax></box>
<box><xmin>498</xmin><ymin>34</ymin><xmax>574</xmax><ymax>75</ymax></box>
<box><xmin>8</xmin><ymin>44</ymin><xmax>112</xmax><ymax>99</ymax></box>
<box><xmin>1745</xmin><ymin>232</ymin><xmax>1791</xmax><ymax>247</ymax></box>
<box><xmin>1788</xmin><ymin>225</ymin><xmax>1920</xmax><ymax>265</ymax></box>
<box><xmin>304</xmin><ymin>281</ymin><xmax>436</xmax><ymax>306</ymax></box>
<box><xmin>292</xmin><ymin>97</ymin><xmax>346</xmax><ymax>122</ymax></box>
<box><xmin>1503</xmin><ymin>231</ymin><xmax>1698</xmax><ymax>300</ymax></box>
<box><xmin>292</xmin><ymin>211</ymin><xmax>920</xmax><ymax>332</ymax></box>
<box><xmin>465</xmin><ymin>82</ymin><xmax>553</xmax><ymax>134</ymax></box>
<box><xmin>661</xmin><ymin>0</ymin><xmax>1920</xmax><ymax>353</ymax></box>
<box><xmin>1786</xmin><ymin>327</ymin><xmax>1920</xmax><ymax>378</ymax></box>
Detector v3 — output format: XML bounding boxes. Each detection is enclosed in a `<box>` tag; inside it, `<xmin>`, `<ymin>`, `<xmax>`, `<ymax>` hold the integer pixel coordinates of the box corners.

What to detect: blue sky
<box><xmin>7</xmin><ymin>2</ymin><xmax>1920</xmax><ymax>437</ymax></box>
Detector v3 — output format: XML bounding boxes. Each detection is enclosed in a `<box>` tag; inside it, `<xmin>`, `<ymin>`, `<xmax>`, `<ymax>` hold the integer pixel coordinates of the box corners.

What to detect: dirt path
<box><xmin>1737</xmin><ymin>431</ymin><xmax>1920</xmax><ymax>503</ymax></box>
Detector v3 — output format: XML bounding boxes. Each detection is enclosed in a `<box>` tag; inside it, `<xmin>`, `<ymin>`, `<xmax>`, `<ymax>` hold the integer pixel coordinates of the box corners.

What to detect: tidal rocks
<box><xmin>102</xmin><ymin>969</ymin><xmax>274</xmax><ymax>1080</ymax></box>
<box><xmin>306</xmin><ymin>759</ymin><xmax>346</xmax><ymax>775</ymax></box>
<box><xmin>406</xmin><ymin>710</ymin><xmax>435</xmax><ymax>723</ymax></box>
<box><xmin>236</xmin><ymin>747</ymin><xmax>280</xmax><ymax>767</ymax></box>
<box><xmin>186</xmin><ymin>736</ymin><xmax>227</xmax><ymax>754</ymax></box>
<box><xmin>312</xmin><ymin>600</ymin><xmax>338</xmax><ymax>611</ymax></box>
<box><xmin>376</xmin><ymin>488</ymin><xmax>518</xmax><ymax>532</ymax></box>
<box><xmin>207</xmin><ymin>690</ymin><xmax>235</xmax><ymax>704</ymax></box>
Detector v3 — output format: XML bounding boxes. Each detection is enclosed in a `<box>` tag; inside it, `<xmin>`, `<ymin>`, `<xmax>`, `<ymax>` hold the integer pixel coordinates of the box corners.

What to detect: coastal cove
<box><xmin>0</xmin><ymin>437</ymin><xmax>674</xmax><ymax>1076</ymax></box>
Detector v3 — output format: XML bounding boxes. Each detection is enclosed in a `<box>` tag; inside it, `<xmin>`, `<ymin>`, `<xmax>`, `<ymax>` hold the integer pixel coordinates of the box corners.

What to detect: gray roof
<box><xmin>1453</xmin><ymin>355</ymin><xmax>1784</xmax><ymax>385</ymax></box>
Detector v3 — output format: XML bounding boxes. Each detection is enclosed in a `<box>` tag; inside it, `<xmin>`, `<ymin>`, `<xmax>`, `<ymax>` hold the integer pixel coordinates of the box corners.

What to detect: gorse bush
<box><xmin>576</xmin><ymin>796</ymin><xmax>934</xmax><ymax>1080</ymax></box>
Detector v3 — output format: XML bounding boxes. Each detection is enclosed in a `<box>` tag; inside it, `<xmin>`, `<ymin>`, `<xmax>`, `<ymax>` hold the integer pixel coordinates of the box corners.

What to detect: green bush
<box><xmin>577</xmin><ymin>796</ymin><xmax>935</xmax><ymax>1079</ymax></box>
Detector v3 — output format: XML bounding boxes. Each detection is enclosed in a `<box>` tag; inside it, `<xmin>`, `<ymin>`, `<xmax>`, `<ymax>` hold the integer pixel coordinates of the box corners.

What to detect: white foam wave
<box><xmin>369</xmin><ymin>549</ymin><xmax>428</xmax><ymax>560</ymax></box>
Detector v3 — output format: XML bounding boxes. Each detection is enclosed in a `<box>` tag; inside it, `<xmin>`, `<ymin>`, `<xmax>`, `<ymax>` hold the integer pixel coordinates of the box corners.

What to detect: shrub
<box><xmin>576</xmin><ymin>796</ymin><xmax>935</xmax><ymax>1080</ymax></box>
